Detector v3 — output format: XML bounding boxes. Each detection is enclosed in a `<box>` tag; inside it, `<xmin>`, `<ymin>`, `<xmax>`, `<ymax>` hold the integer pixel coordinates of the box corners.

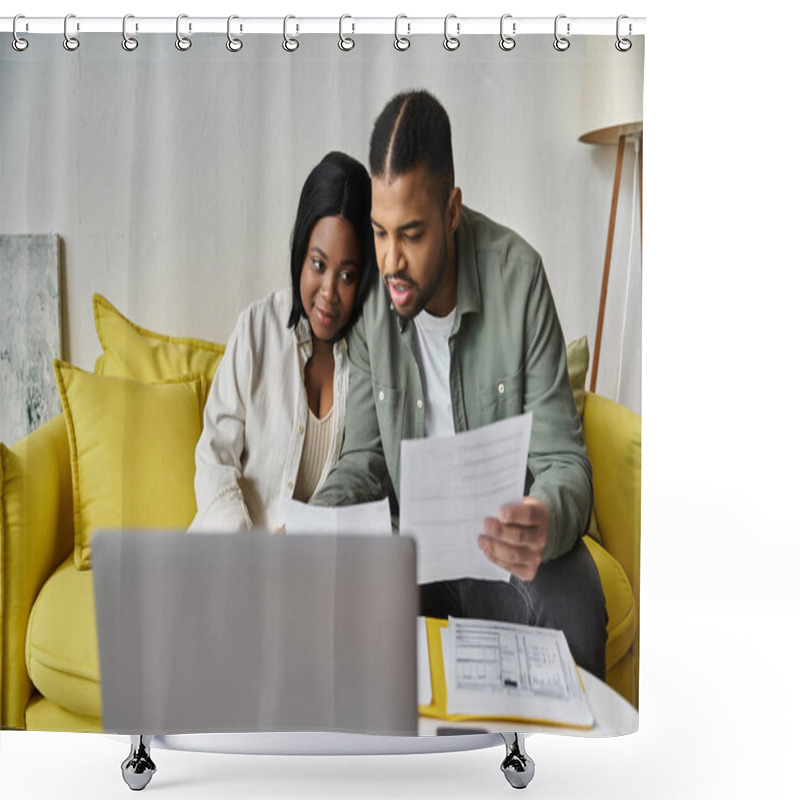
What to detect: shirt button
<box><xmin>297</xmin><ymin>424</ymin><xmax>304</xmax><ymax>435</ymax></box>
<box><xmin>286</xmin><ymin>480</ymin><xmax>294</xmax><ymax>490</ymax></box>
<box><xmin>379</xmin><ymin>391</ymin><xmax>385</xmax><ymax>401</ymax></box>
<box><xmin>498</xmin><ymin>383</ymin><xmax>505</xmax><ymax>394</ymax></box>
<box><xmin>417</xmin><ymin>399</ymin><xmax>423</xmax><ymax>409</ymax></box>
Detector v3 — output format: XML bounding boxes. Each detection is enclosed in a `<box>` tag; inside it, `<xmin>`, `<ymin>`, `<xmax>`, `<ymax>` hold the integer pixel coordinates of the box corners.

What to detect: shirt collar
<box><xmin>453</xmin><ymin>206</ymin><xmax>481</xmax><ymax>334</ymax></box>
<box><xmin>294</xmin><ymin>313</ymin><xmax>347</xmax><ymax>362</ymax></box>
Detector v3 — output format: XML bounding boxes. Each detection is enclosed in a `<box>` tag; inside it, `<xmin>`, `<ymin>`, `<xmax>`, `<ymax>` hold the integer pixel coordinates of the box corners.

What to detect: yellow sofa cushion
<box><xmin>25</xmin><ymin>556</ymin><xmax>101</xmax><ymax>719</ymax></box>
<box><xmin>93</xmin><ymin>293</ymin><xmax>224</xmax><ymax>392</ymax></box>
<box><xmin>53</xmin><ymin>360</ymin><xmax>205</xmax><ymax>570</ymax></box>
<box><xmin>566</xmin><ymin>335</ymin><xmax>589</xmax><ymax>418</ymax></box>
<box><xmin>584</xmin><ymin>535</ymin><xmax>636</xmax><ymax>669</ymax></box>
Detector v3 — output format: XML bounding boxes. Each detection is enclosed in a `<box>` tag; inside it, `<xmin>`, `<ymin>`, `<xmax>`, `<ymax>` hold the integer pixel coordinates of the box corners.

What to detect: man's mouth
<box><xmin>386</xmin><ymin>278</ymin><xmax>416</xmax><ymax>308</ymax></box>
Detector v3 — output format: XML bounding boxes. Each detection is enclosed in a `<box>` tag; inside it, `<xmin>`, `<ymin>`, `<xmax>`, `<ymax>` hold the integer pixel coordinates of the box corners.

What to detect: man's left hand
<box><xmin>479</xmin><ymin>497</ymin><xmax>548</xmax><ymax>582</ymax></box>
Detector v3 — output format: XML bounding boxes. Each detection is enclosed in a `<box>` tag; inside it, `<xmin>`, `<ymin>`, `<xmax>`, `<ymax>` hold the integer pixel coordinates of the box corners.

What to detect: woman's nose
<box><xmin>321</xmin><ymin>269</ymin><xmax>337</xmax><ymax>300</ymax></box>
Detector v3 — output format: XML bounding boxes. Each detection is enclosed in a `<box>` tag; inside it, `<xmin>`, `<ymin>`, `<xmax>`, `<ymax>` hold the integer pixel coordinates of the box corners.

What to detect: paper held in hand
<box><xmin>282</xmin><ymin>496</ymin><xmax>392</xmax><ymax>536</ymax></box>
<box><xmin>442</xmin><ymin>617</ymin><xmax>594</xmax><ymax>728</ymax></box>
<box><xmin>399</xmin><ymin>412</ymin><xmax>533</xmax><ymax>584</ymax></box>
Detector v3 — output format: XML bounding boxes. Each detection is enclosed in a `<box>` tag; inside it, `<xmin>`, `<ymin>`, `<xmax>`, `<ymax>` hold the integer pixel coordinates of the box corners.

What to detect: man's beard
<box><xmin>391</xmin><ymin>234</ymin><xmax>449</xmax><ymax>320</ymax></box>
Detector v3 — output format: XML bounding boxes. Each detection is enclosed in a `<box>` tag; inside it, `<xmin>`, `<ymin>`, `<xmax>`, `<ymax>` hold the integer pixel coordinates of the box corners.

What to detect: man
<box><xmin>313</xmin><ymin>90</ymin><xmax>607</xmax><ymax>679</ymax></box>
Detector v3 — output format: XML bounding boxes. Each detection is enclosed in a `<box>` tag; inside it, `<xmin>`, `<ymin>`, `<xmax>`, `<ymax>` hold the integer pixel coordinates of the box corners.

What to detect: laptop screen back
<box><xmin>92</xmin><ymin>532</ymin><xmax>418</xmax><ymax>736</ymax></box>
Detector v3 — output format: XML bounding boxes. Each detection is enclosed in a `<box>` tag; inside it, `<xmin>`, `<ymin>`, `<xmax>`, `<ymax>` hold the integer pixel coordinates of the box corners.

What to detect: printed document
<box><xmin>441</xmin><ymin>617</ymin><xmax>594</xmax><ymax>728</ymax></box>
<box><xmin>399</xmin><ymin>412</ymin><xmax>532</xmax><ymax>584</ymax></box>
<box><xmin>282</xmin><ymin>497</ymin><xmax>392</xmax><ymax>536</ymax></box>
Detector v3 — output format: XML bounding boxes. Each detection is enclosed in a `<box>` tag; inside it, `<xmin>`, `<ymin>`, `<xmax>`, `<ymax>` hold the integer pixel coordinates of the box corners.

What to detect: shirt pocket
<box><xmin>478</xmin><ymin>366</ymin><xmax>525</xmax><ymax>420</ymax></box>
<box><xmin>373</xmin><ymin>382</ymin><xmax>406</xmax><ymax>467</ymax></box>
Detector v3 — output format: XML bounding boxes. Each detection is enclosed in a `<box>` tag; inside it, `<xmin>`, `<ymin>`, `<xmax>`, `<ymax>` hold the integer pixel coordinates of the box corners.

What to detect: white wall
<box><xmin>1</xmin><ymin>32</ymin><xmax>643</xmax><ymax>412</ymax></box>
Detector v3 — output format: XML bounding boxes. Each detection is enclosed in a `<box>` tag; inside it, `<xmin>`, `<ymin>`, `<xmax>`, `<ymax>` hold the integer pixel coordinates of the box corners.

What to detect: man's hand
<box><xmin>479</xmin><ymin>497</ymin><xmax>548</xmax><ymax>582</ymax></box>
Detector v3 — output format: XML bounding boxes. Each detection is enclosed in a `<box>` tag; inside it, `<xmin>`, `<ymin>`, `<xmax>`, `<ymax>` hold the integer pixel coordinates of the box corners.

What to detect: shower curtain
<box><xmin>0</xmin><ymin>19</ymin><xmax>643</xmax><ymax>747</ymax></box>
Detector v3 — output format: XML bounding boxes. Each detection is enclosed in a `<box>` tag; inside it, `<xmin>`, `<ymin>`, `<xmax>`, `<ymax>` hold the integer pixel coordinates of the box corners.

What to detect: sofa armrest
<box><xmin>582</xmin><ymin>392</ymin><xmax>641</xmax><ymax>612</ymax></box>
<box><xmin>1</xmin><ymin>414</ymin><xmax>74</xmax><ymax>728</ymax></box>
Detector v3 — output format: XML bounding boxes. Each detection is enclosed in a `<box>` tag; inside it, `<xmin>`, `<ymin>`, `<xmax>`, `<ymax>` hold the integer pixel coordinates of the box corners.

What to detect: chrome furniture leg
<box><xmin>500</xmin><ymin>732</ymin><xmax>535</xmax><ymax>789</ymax></box>
<box><xmin>121</xmin><ymin>735</ymin><xmax>156</xmax><ymax>791</ymax></box>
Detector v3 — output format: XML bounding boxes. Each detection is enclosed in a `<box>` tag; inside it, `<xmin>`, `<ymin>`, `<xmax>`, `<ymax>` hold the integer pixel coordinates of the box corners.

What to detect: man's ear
<box><xmin>447</xmin><ymin>186</ymin><xmax>463</xmax><ymax>234</ymax></box>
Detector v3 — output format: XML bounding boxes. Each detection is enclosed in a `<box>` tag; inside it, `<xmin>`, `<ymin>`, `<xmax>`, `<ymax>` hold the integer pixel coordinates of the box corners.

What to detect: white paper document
<box><xmin>282</xmin><ymin>497</ymin><xmax>392</xmax><ymax>536</ymax></box>
<box><xmin>417</xmin><ymin>617</ymin><xmax>432</xmax><ymax>706</ymax></box>
<box><xmin>441</xmin><ymin>617</ymin><xmax>594</xmax><ymax>728</ymax></box>
<box><xmin>399</xmin><ymin>412</ymin><xmax>533</xmax><ymax>584</ymax></box>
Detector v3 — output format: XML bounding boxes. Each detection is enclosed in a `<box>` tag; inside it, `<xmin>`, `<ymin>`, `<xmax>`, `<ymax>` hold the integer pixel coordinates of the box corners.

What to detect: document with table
<box><xmin>400</xmin><ymin>412</ymin><xmax>533</xmax><ymax>584</ymax></box>
<box><xmin>419</xmin><ymin>617</ymin><xmax>594</xmax><ymax>729</ymax></box>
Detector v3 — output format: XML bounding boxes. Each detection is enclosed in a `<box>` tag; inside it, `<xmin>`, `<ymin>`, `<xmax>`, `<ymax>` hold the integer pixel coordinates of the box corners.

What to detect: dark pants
<box><xmin>419</xmin><ymin>538</ymin><xmax>608</xmax><ymax>680</ymax></box>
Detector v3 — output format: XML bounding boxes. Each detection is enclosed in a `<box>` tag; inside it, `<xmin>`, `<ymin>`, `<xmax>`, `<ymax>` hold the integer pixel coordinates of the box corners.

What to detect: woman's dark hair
<box><xmin>287</xmin><ymin>151</ymin><xmax>375</xmax><ymax>342</ymax></box>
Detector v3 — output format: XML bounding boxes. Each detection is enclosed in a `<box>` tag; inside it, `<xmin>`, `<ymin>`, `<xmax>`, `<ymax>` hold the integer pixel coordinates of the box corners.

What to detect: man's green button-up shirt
<box><xmin>313</xmin><ymin>206</ymin><xmax>591</xmax><ymax>562</ymax></box>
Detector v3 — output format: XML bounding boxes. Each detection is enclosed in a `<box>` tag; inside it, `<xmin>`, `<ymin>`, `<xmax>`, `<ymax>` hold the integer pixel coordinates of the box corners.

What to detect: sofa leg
<box><xmin>121</xmin><ymin>735</ymin><xmax>156</xmax><ymax>791</ymax></box>
<box><xmin>500</xmin><ymin>732</ymin><xmax>535</xmax><ymax>789</ymax></box>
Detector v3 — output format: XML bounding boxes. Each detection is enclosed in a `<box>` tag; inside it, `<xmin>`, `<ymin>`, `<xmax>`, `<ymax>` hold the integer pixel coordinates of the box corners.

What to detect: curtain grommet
<box><xmin>394</xmin><ymin>15</ymin><xmax>410</xmax><ymax>51</ymax></box>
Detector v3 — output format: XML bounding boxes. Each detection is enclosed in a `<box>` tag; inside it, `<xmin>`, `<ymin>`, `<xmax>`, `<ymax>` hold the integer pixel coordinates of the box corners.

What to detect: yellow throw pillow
<box><xmin>53</xmin><ymin>360</ymin><xmax>205</xmax><ymax>570</ymax></box>
<box><xmin>566</xmin><ymin>335</ymin><xmax>590</xmax><ymax>419</ymax></box>
<box><xmin>93</xmin><ymin>294</ymin><xmax>224</xmax><ymax>390</ymax></box>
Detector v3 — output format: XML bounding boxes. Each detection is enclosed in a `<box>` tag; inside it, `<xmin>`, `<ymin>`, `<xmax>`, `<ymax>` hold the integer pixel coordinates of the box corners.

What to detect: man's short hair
<box><xmin>369</xmin><ymin>90</ymin><xmax>454</xmax><ymax>208</ymax></box>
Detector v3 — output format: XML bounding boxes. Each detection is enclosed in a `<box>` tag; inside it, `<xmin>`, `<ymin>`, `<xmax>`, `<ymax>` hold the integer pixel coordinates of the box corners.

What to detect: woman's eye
<box><xmin>311</xmin><ymin>258</ymin><xmax>324</xmax><ymax>272</ymax></box>
<box><xmin>340</xmin><ymin>271</ymin><xmax>357</xmax><ymax>285</ymax></box>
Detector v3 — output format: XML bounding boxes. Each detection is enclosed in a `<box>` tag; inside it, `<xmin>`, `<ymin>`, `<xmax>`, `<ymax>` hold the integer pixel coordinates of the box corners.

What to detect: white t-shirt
<box><xmin>413</xmin><ymin>307</ymin><xmax>456</xmax><ymax>438</ymax></box>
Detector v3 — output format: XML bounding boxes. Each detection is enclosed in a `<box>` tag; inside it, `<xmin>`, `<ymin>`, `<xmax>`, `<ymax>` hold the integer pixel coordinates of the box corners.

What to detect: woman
<box><xmin>189</xmin><ymin>151</ymin><xmax>374</xmax><ymax>532</ymax></box>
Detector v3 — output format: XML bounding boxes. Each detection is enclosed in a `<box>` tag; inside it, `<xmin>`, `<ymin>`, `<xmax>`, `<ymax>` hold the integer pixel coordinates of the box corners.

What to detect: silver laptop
<box><xmin>92</xmin><ymin>532</ymin><xmax>418</xmax><ymax>736</ymax></box>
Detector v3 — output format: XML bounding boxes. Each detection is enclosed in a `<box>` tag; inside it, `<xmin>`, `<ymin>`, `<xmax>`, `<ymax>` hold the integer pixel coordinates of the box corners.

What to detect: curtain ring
<box><xmin>227</xmin><ymin>15</ymin><xmax>243</xmax><ymax>52</ymax></box>
<box><xmin>615</xmin><ymin>15</ymin><xmax>632</xmax><ymax>51</ymax></box>
<box><xmin>63</xmin><ymin>13</ymin><xmax>80</xmax><ymax>51</ymax></box>
<box><xmin>175</xmin><ymin>14</ymin><xmax>192</xmax><ymax>51</ymax></box>
<box><xmin>394</xmin><ymin>15</ymin><xmax>410</xmax><ymax>51</ymax></box>
<box><xmin>338</xmin><ymin>14</ymin><xmax>355</xmax><ymax>51</ymax></box>
<box><xmin>122</xmin><ymin>14</ymin><xmax>138</xmax><ymax>51</ymax></box>
<box><xmin>443</xmin><ymin>14</ymin><xmax>460</xmax><ymax>51</ymax></box>
<box><xmin>12</xmin><ymin>15</ymin><xmax>28</xmax><ymax>52</ymax></box>
<box><xmin>499</xmin><ymin>14</ymin><xmax>515</xmax><ymax>51</ymax></box>
<box><xmin>283</xmin><ymin>15</ymin><xmax>299</xmax><ymax>52</ymax></box>
<box><xmin>553</xmin><ymin>14</ymin><xmax>570</xmax><ymax>51</ymax></box>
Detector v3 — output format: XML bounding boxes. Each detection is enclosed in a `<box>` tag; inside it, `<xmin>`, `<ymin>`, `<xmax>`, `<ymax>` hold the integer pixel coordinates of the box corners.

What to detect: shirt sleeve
<box><xmin>523</xmin><ymin>255</ymin><xmax>593</xmax><ymax>562</ymax></box>
<box><xmin>188</xmin><ymin>309</ymin><xmax>254</xmax><ymax>533</ymax></box>
<box><xmin>311</xmin><ymin>312</ymin><xmax>392</xmax><ymax>507</ymax></box>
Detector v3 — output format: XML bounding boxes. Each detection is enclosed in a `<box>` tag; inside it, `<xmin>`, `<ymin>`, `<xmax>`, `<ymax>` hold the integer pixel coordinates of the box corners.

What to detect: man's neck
<box><xmin>425</xmin><ymin>238</ymin><xmax>458</xmax><ymax>317</ymax></box>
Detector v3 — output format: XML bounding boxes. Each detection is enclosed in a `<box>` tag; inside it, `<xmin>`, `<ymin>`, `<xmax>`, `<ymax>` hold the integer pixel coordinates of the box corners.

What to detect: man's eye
<box><xmin>373</xmin><ymin>230</ymin><xmax>387</xmax><ymax>239</ymax></box>
<box><xmin>405</xmin><ymin>233</ymin><xmax>422</xmax><ymax>242</ymax></box>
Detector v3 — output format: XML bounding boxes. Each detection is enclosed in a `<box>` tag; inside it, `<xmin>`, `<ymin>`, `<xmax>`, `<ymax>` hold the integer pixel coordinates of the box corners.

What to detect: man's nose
<box><xmin>384</xmin><ymin>237</ymin><xmax>402</xmax><ymax>274</ymax></box>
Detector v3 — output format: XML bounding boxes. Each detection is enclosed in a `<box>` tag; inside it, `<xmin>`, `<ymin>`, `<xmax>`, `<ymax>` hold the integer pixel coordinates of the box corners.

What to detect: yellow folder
<box><xmin>418</xmin><ymin>617</ymin><xmax>592</xmax><ymax>730</ymax></box>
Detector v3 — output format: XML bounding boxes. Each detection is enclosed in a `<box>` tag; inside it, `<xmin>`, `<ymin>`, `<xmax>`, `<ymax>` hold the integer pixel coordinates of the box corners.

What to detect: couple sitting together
<box><xmin>189</xmin><ymin>90</ymin><xmax>608</xmax><ymax>680</ymax></box>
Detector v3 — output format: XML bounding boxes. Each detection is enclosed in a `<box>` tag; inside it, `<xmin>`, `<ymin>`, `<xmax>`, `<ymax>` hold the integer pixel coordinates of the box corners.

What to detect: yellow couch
<box><xmin>0</xmin><ymin>391</ymin><xmax>640</xmax><ymax>731</ymax></box>
<box><xmin>1</xmin><ymin>298</ymin><xmax>640</xmax><ymax>729</ymax></box>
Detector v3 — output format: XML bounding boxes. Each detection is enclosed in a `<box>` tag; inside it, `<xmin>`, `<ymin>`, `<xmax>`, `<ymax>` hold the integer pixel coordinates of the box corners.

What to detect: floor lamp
<box><xmin>579</xmin><ymin>40</ymin><xmax>643</xmax><ymax>395</ymax></box>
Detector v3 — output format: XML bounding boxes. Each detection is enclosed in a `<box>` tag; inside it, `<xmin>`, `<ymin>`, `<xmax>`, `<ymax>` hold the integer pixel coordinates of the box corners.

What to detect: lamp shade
<box><xmin>579</xmin><ymin>37</ymin><xmax>644</xmax><ymax>144</ymax></box>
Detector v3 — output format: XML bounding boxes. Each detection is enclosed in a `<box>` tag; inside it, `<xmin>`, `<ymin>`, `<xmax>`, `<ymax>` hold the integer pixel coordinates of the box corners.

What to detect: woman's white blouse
<box><xmin>189</xmin><ymin>288</ymin><xmax>348</xmax><ymax>533</ymax></box>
